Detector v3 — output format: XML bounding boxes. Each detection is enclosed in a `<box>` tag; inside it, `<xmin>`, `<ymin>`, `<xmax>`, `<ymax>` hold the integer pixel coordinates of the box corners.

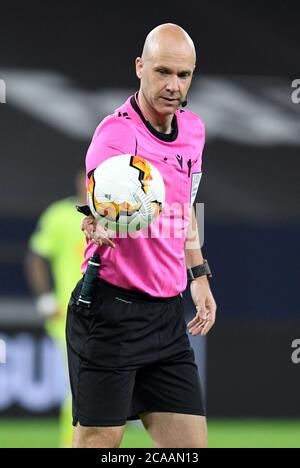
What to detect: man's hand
<box><xmin>187</xmin><ymin>277</ymin><xmax>217</xmax><ymax>336</ymax></box>
<box><xmin>81</xmin><ymin>215</ymin><xmax>116</xmax><ymax>248</ymax></box>
<box><xmin>35</xmin><ymin>292</ymin><xmax>63</xmax><ymax>319</ymax></box>
<box><xmin>50</xmin><ymin>307</ymin><xmax>64</xmax><ymax>319</ymax></box>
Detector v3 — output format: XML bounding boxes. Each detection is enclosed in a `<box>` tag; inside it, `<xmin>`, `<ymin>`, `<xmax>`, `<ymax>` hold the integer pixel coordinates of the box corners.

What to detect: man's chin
<box><xmin>156</xmin><ymin>102</ymin><xmax>178</xmax><ymax>116</ymax></box>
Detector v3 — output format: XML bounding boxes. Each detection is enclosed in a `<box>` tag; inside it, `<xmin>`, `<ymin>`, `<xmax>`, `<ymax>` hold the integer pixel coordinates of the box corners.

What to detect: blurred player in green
<box><xmin>25</xmin><ymin>169</ymin><xmax>86</xmax><ymax>447</ymax></box>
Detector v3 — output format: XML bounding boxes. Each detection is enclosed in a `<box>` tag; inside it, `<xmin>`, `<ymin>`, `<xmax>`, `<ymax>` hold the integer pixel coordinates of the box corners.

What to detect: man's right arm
<box><xmin>82</xmin><ymin>116</ymin><xmax>137</xmax><ymax>246</ymax></box>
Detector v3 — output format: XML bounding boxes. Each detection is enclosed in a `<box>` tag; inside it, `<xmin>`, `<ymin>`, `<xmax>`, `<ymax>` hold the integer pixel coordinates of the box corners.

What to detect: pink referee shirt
<box><xmin>82</xmin><ymin>94</ymin><xmax>205</xmax><ymax>297</ymax></box>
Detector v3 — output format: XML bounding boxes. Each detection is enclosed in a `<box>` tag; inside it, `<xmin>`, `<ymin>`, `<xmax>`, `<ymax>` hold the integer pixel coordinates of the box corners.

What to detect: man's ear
<box><xmin>135</xmin><ymin>57</ymin><xmax>143</xmax><ymax>79</ymax></box>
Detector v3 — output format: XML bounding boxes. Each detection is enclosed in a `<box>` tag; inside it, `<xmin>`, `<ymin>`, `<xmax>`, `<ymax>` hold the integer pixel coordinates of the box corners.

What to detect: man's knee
<box><xmin>141</xmin><ymin>412</ymin><xmax>207</xmax><ymax>448</ymax></box>
<box><xmin>72</xmin><ymin>423</ymin><xmax>125</xmax><ymax>448</ymax></box>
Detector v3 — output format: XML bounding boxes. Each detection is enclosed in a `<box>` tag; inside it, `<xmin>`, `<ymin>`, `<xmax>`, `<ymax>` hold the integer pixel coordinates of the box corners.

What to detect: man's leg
<box><xmin>59</xmin><ymin>395</ymin><xmax>73</xmax><ymax>447</ymax></box>
<box><xmin>140</xmin><ymin>412</ymin><xmax>207</xmax><ymax>448</ymax></box>
<box><xmin>72</xmin><ymin>423</ymin><xmax>126</xmax><ymax>448</ymax></box>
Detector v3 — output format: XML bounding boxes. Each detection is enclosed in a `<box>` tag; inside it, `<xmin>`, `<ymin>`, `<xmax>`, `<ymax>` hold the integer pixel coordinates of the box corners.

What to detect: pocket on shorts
<box><xmin>68</xmin><ymin>278</ymin><xmax>103</xmax><ymax>321</ymax></box>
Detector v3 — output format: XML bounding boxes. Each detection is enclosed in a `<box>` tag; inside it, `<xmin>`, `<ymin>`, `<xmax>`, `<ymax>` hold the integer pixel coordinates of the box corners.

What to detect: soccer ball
<box><xmin>88</xmin><ymin>154</ymin><xmax>165</xmax><ymax>232</ymax></box>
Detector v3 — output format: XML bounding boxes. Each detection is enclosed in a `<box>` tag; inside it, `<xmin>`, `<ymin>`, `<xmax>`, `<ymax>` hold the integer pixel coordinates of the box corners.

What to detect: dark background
<box><xmin>1</xmin><ymin>0</ymin><xmax>299</xmax><ymax>78</ymax></box>
<box><xmin>0</xmin><ymin>0</ymin><xmax>299</xmax><ymax>417</ymax></box>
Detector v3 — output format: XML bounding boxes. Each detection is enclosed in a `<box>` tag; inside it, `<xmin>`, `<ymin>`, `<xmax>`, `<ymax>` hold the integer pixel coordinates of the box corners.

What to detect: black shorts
<box><xmin>66</xmin><ymin>278</ymin><xmax>205</xmax><ymax>427</ymax></box>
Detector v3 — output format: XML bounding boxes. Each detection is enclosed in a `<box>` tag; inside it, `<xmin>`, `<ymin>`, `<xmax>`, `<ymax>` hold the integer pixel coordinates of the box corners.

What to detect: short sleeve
<box><xmin>190</xmin><ymin>119</ymin><xmax>205</xmax><ymax>205</ymax></box>
<box><xmin>86</xmin><ymin>116</ymin><xmax>137</xmax><ymax>177</ymax></box>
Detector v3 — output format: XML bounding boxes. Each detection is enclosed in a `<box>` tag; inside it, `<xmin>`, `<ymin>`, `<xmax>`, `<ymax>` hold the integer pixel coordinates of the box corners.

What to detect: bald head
<box><xmin>142</xmin><ymin>23</ymin><xmax>196</xmax><ymax>64</ymax></box>
<box><xmin>135</xmin><ymin>24</ymin><xmax>196</xmax><ymax>124</ymax></box>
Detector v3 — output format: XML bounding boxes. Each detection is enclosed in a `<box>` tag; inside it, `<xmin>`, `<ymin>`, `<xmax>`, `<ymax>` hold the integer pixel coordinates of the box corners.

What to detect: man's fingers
<box><xmin>188</xmin><ymin>307</ymin><xmax>215</xmax><ymax>336</ymax></box>
<box><xmin>189</xmin><ymin>319</ymin><xmax>211</xmax><ymax>336</ymax></box>
<box><xmin>102</xmin><ymin>238</ymin><xmax>116</xmax><ymax>248</ymax></box>
<box><xmin>81</xmin><ymin>218</ymin><xmax>116</xmax><ymax>248</ymax></box>
<box><xmin>196</xmin><ymin>304</ymin><xmax>209</xmax><ymax>320</ymax></box>
<box><xmin>187</xmin><ymin>307</ymin><xmax>207</xmax><ymax>329</ymax></box>
<box><xmin>83</xmin><ymin>221</ymin><xmax>96</xmax><ymax>238</ymax></box>
<box><xmin>81</xmin><ymin>215</ymin><xmax>96</xmax><ymax>232</ymax></box>
<box><xmin>188</xmin><ymin>317</ymin><xmax>205</xmax><ymax>334</ymax></box>
<box><xmin>91</xmin><ymin>237</ymin><xmax>116</xmax><ymax>248</ymax></box>
<box><xmin>189</xmin><ymin>321</ymin><xmax>205</xmax><ymax>335</ymax></box>
<box><xmin>90</xmin><ymin>233</ymin><xmax>116</xmax><ymax>248</ymax></box>
<box><xmin>200</xmin><ymin>320</ymin><xmax>214</xmax><ymax>336</ymax></box>
<box><xmin>187</xmin><ymin>317</ymin><xmax>198</xmax><ymax>328</ymax></box>
<box><xmin>187</xmin><ymin>320</ymin><xmax>204</xmax><ymax>332</ymax></box>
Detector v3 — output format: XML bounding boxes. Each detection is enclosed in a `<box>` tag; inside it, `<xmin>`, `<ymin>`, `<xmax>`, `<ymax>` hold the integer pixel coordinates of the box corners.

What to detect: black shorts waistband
<box><xmin>96</xmin><ymin>277</ymin><xmax>181</xmax><ymax>304</ymax></box>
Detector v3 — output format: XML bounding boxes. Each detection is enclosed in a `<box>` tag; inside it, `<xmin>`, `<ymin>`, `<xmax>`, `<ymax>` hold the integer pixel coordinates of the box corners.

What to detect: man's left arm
<box><xmin>184</xmin><ymin>206</ymin><xmax>217</xmax><ymax>336</ymax></box>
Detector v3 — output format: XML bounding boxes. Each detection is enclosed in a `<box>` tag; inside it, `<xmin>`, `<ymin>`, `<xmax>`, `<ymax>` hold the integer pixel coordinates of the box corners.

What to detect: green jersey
<box><xmin>29</xmin><ymin>197</ymin><xmax>86</xmax><ymax>342</ymax></box>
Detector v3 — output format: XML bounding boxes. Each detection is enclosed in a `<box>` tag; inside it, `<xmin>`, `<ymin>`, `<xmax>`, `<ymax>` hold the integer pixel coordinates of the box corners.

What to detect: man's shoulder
<box><xmin>40</xmin><ymin>197</ymin><xmax>76</xmax><ymax>221</ymax></box>
<box><xmin>177</xmin><ymin>108</ymin><xmax>205</xmax><ymax>131</ymax></box>
<box><xmin>93</xmin><ymin>97</ymin><xmax>135</xmax><ymax>138</ymax></box>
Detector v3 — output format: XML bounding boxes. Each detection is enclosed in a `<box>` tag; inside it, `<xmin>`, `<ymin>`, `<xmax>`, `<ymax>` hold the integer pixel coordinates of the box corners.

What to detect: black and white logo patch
<box><xmin>191</xmin><ymin>172</ymin><xmax>202</xmax><ymax>205</ymax></box>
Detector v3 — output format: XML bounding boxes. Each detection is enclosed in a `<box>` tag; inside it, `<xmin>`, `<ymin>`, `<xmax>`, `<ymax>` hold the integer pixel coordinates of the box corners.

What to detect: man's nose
<box><xmin>166</xmin><ymin>75</ymin><xmax>180</xmax><ymax>93</ymax></box>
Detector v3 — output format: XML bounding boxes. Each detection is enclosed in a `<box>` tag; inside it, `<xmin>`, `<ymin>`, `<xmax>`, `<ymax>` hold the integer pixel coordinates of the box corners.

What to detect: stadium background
<box><xmin>0</xmin><ymin>0</ymin><xmax>299</xmax><ymax>448</ymax></box>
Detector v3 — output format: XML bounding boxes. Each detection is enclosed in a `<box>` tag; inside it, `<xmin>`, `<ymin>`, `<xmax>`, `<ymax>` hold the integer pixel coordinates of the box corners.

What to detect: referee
<box><xmin>66</xmin><ymin>23</ymin><xmax>217</xmax><ymax>448</ymax></box>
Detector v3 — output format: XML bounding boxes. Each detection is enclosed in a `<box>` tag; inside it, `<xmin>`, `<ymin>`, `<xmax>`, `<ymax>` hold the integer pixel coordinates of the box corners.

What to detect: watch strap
<box><xmin>187</xmin><ymin>260</ymin><xmax>212</xmax><ymax>281</ymax></box>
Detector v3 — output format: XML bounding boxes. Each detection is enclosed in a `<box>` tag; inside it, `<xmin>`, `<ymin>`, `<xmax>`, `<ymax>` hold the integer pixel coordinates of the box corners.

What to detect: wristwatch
<box><xmin>187</xmin><ymin>259</ymin><xmax>212</xmax><ymax>281</ymax></box>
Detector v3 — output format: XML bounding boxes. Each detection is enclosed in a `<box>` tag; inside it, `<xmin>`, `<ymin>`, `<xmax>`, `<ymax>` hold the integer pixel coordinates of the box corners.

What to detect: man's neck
<box><xmin>137</xmin><ymin>92</ymin><xmax>174</xmax><ymax>134</ymax></box>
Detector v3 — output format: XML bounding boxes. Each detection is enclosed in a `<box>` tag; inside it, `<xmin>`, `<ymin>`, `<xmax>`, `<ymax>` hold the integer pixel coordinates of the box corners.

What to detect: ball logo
<box><xmin>130</xmin><ymin>155</ymin><xmax>153</xmax><ymax>193</ymax></box>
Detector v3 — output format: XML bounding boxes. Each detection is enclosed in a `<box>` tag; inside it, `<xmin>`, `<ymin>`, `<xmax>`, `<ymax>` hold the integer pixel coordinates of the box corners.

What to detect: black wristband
<box><xmin>187</xmin><ymin>260</ymin><xmax>212</xmax><ymax>281</ymax></box>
